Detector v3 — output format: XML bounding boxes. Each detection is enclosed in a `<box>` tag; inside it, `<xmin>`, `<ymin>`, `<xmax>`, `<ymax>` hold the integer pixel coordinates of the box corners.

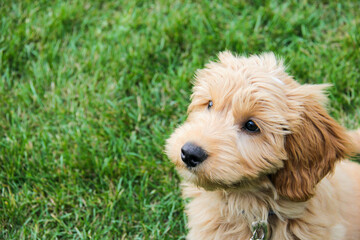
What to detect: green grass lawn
<box><xmin>1</xmin><ymin>0</ymin><xmax>359</xmax><ymax>239</ymax></box>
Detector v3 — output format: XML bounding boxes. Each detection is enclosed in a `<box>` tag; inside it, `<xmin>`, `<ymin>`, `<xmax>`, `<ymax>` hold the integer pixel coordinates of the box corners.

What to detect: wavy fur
<box><xmin>166</xmin><ymin>52</ymin><xmax>360</xmax><ymax>240</ymax></box>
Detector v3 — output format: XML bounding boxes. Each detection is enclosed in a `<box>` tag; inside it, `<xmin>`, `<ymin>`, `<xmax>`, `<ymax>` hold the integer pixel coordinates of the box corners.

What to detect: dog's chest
<box><xmin>184</xmin><ymin>188</ymin><xmax>275</xmax><ymax>239</ymax></box>
<box><xmin>184</xmin><ymin>186</ymin><xmax>346</xmax><ymax>240</ymax></box>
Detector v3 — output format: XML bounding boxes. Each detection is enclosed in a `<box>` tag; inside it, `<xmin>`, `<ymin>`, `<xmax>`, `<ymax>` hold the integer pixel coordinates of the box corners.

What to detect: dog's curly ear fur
<box><xmin>271</xmin><ymin>85</ymin><xmax>351</xmax><ymax>202</ymax></box>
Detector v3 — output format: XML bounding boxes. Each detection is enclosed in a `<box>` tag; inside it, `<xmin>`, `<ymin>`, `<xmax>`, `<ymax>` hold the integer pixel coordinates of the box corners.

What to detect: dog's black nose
<box><xmin>181</xmin><ymin>142</ymin><xmax>208</xmax><ymax>168</ymax></box>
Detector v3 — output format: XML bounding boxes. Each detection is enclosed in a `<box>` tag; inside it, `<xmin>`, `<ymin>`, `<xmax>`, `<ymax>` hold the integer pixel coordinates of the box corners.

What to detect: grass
<box><xmin>0</xmin><ymin>0</ymin><xmax>359</xmax><ymax>239</ymax></box>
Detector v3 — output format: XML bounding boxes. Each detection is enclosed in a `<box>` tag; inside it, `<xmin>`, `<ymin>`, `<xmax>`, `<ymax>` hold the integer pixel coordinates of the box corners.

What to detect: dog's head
<box><xmin>166</xmin><ymin>52</ymin><xmax>351</xmax><ymax>202</ymax></box>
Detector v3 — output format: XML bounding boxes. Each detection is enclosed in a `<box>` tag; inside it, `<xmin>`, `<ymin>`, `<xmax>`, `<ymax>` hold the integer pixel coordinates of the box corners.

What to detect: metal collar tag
<box><xmin>250</xmin><ymin>220</ymin><xmax>268</xmax><ymax>240</ymax></box>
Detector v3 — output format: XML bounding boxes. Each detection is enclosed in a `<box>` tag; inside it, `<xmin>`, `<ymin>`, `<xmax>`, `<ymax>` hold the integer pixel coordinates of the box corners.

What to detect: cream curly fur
<box><xmin>166</xmin><ymin>52</ymin><xmax>360</xmax><ymax>240</ymax></box>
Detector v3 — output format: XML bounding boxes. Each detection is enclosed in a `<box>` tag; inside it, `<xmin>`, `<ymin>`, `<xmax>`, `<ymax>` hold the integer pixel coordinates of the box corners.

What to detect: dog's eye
<box><xmin>244</xmin><ymin>120</ymin><xmax>260</xmax><ymax>132</ymax></box>
<box><xmin>207</xmin><ymin>100</ymin><xmax>213</xmax><ymax>109</ymax></box>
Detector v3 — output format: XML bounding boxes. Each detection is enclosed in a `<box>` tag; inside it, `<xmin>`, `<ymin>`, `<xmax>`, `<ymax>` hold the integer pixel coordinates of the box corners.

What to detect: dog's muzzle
<box><xmin>181</xmin><ymin>142</ymin><xmax>208</xmax><ymax>168</ymax></box>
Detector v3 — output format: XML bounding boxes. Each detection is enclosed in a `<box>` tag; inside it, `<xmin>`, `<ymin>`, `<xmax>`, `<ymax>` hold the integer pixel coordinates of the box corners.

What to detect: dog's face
<box><xmin>166</xmin><ymin>52</ymin><xmax>350</xmax><ymax>201</ymax></box>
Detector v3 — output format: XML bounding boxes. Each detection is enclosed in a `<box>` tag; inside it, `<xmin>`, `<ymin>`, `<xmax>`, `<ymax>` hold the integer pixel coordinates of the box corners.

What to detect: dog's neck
<box><xmin>182</xmin><ymin>181</ymin><xmax>314</xmax><ymax>239</ymax></box>
<box><xmin>219</xmin><ymin>184</ymin><xmax>307</xmax><ymax>225</ymax></box>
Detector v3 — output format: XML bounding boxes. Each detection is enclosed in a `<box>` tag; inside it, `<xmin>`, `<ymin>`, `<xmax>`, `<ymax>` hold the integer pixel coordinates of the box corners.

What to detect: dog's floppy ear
<box><xmin>271</xmin><ymin>84</ymin><xmax>351</xmax><ymax>202</ymax></box>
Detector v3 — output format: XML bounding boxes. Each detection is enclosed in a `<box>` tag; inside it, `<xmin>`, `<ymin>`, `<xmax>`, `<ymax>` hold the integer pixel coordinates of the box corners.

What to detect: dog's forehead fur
<box><xmin>189</xmin><ymin>52</ymin><xmax>301</xmax><ymax>133</ymax></box>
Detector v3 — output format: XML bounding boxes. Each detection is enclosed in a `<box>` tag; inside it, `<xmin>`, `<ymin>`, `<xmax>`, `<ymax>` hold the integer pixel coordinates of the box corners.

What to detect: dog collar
<box><xmin>241</xmin><ymin>209</ymin><xmax>275</xmax><ymax>216</ymax></box>
<box><xmin>268</xmin><ymin>209</ymin><xmax>276</xmax><ymax>216</ymax></box>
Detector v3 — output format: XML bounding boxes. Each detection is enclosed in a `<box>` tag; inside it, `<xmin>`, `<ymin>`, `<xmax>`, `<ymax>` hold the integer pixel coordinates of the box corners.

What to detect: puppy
<box><xmin>166</xmin><ymin>52</ymin><xmax>360</xmax><ymax>240</ymax></box>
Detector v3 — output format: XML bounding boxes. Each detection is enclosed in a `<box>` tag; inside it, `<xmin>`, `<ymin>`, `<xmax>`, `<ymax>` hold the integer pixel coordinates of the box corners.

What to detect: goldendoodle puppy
<box><xmin>166</xmin><ymin>52</ymin><xmax>360</xmax><ymax>240</ymax></box>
